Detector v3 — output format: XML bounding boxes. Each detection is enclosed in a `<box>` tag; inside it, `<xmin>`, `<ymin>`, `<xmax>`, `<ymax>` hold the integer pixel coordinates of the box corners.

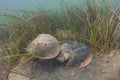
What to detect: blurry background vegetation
<box><xmin>0</xmin><ymin>1</ymin><xmax>120</xmax><ymax>79</ymax></box>
<box><xmin>0</xmin><ymin>0</ymin><xmax>120</xmax><ymax>66</ymax></box>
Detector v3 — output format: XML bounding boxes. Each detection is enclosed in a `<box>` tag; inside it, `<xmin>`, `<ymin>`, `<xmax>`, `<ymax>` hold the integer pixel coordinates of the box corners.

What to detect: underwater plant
<box><xmin>0</xmin><ymin>0</ymin><xmax>119</xmax><ymax>70</ymax></box>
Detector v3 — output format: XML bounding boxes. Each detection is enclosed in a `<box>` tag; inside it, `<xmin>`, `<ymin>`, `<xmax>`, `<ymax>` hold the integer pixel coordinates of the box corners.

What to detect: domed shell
<box><xmin>27</xmin><ymin>34</ymin><xmax>61</xmax><ymax>59</ymax></box>
<box><xmin>58</xmin><ymin>41</ymin><xmax>92</xmax><ymax>68</ymax></box>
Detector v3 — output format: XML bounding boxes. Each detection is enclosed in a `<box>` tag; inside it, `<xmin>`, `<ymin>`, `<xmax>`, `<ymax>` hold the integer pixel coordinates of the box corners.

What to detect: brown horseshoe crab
<box><xmin>27</xmin><ymin>34</ymin><xmax>61</xmax><ymax>59</ymax></box>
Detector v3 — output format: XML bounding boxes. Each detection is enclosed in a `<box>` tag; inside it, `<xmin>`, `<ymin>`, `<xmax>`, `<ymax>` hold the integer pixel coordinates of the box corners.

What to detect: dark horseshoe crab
<box><xmin>27</xmin><ymin>34</ymin><xmax>92</xmax><ymax>68</ymax></box>
<box><xmin>57</xmin><ymin>41</ymin><xmax>92</xmax><ymax>68</ymax></box>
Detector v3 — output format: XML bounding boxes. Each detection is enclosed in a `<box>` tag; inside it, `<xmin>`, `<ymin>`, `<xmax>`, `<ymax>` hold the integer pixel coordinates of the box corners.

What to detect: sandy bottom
<box><xmin>0</xmin><ymin>50</ymin><xmax>120</xmax><ymax>80</ymax></box>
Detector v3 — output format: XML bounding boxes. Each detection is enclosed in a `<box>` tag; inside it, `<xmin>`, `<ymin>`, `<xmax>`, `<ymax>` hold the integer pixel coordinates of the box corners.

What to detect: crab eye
<box><xmin>44</xmin><ymin>43</ymin><xmax>48</xmax><ymax>46</ymax></box>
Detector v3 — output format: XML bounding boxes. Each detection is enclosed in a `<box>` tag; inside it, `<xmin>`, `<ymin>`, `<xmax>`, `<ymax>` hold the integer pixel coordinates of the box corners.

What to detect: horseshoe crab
<box><xmin>57</xmin><ymin>41</ymin><xmax>92</xmax><ymax>68</ymax></box>
<box><xmin>27</xmin><ymin>34</ymin><xmax>61</xmax><ymax>59</ymax></box>
<box><xmin>27</xmin><ymin>34</ymin><xmax>92</xmax><ymax>68</ymax></box>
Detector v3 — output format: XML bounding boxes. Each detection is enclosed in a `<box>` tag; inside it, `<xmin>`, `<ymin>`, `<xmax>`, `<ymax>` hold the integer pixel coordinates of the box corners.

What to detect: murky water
<box><xmin>0</xmin><ymin>0</ymin><xmax>81</xmax><ymax>11</ymax></box>
<box><xmin>0</xmin><ymin>0</ymin><xmax>120</xmax><ymax>22</ymax></box>
<box><xmin>0</xmin><ymin>0</ymin><xmax>120</xmax><ymax>11</ymax></box>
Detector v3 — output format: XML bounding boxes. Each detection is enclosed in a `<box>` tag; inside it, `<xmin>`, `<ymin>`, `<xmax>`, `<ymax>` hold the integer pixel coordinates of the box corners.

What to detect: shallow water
<box><xmin>0</xmin><ymin>0</ymin><xmax>82</xmax><ymax>11</ymax></box>
<box><xmin>0</xmin><ymin>0</ymin><xmax>120</xmax><ymax>12</ymax></box>
<box><xmin>0</xmin><ymin>0</ymin><xmax>120</xmax><ymax>22</ymax></box>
